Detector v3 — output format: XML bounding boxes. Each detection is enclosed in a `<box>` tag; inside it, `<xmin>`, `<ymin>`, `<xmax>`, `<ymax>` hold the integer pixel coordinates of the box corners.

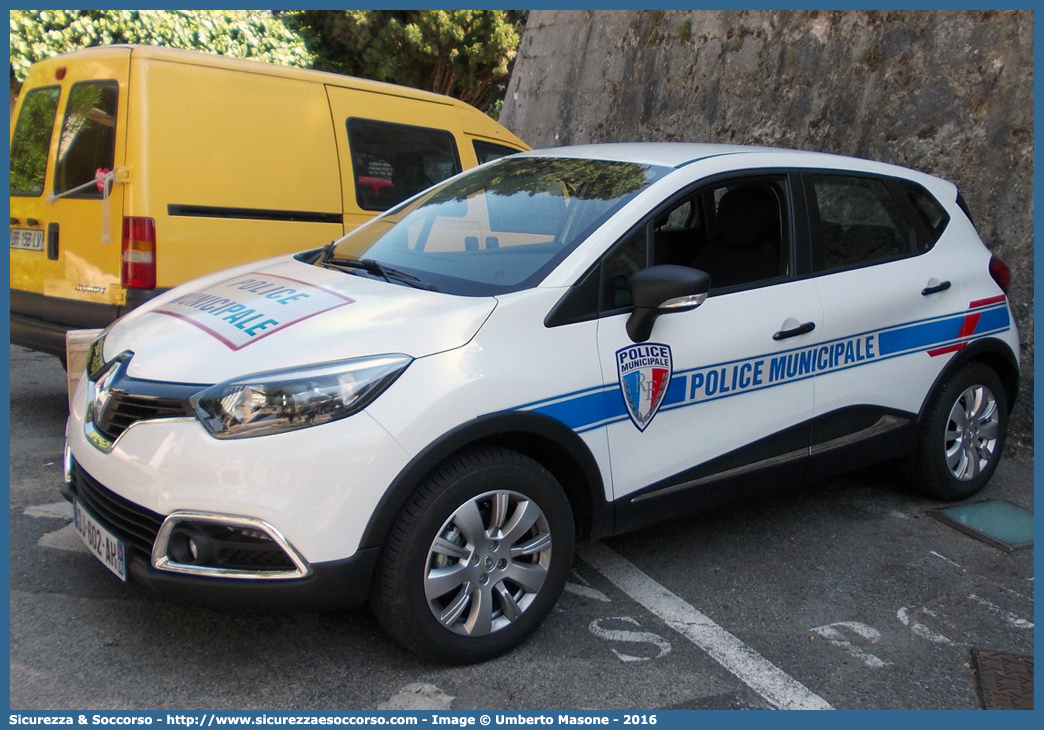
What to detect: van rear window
<box><xmin>54</xmin><ymin>80</ymin><xmax>119</xmax><ymax>199</ymax></box>
<box><xmin>474</xmin><ymin>140</ymin><xmax>521</xmax><ymax>165</ymax></box>
<box><xmin>347</xmin><ymin>118</ymin><xmax>461</xmax><ymax>212</ymax></box>
<box><xmin>10</xmin><ymin>86</ymin><xmax>61</xmax><ymax>197</ymax></box>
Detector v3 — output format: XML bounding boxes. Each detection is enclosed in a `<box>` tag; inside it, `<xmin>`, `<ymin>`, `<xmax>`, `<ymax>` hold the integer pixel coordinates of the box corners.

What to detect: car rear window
<box><xmin>348</xmin><ymin>118</ymin><xmax>462</xmax><ymax>212</ymax></box>
<box><xmin>10</xmin><ymin>86</ymin><xmax>61</xmax><ymax>197</ymax></box>
<box><xmin>53</xmin><ymin>80</ymin><xmax>119</xmax><ymax>198</ymax></box>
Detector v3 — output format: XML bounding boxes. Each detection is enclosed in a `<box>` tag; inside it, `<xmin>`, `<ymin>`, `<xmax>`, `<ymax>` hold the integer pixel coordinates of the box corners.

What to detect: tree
<box><xmin>9</xmin><ymin>10</ymin><xmax>312</xmax><ymax>80</ymax></box>
<box><xmin>286</xmin><ymin>10</ymin><xmax>526</xmax><ymax>115</ymax></box>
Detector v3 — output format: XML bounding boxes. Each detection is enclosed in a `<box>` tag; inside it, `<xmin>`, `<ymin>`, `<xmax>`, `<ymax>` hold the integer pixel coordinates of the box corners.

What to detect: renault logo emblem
<box><xmin>90</xmin><ymin>358</ymin><xmax>125</xmax><ymax>425</ymax></box>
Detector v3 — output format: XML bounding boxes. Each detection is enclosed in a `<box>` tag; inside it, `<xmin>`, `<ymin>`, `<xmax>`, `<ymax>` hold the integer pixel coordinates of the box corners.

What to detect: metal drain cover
<box><xmin>928</xmin><ymin>499</ymin><xmax>1034</xmax><ymax>551</ymax></box>
<box><xmin>973</xmin><ymin>650</ymin><xmax>1034</xmax><ymax>710</ymax></box>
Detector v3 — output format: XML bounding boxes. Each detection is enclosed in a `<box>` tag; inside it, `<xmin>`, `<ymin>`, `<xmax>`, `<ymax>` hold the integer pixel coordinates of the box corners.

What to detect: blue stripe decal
<box><xmin>879</xmin><ymin>315</ymin><xmax>966</xmax><ymax>355</ymax></box>
<box><xmin>519</xmin><ymin>304</ymin><xmax>1010</xmax><ymax>434</ymax></box>
<box><xmin>529</xmin><ymin>391</ymin><xmax>607</xmax><ymax>431</ymax></box>
<box><xmin>977</xmin><ymin>306</ymin><xmax>1011</xmax><ymax>333</ymax></box>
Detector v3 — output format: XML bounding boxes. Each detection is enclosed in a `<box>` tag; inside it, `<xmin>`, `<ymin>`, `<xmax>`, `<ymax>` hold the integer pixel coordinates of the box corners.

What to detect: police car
<box><xmin>64</xmin><ymin>144</ymin><xmax>1018</xmax><ymax>663</ymax></box>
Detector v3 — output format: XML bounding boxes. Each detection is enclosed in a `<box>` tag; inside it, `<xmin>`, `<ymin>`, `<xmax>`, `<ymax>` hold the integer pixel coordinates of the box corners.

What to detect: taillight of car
<box><xmin>989</xmin><ymin>254</ymin><xmax>1011</xmax><ymax>294</ymax></box>
<box><xmin>121</xmin><ymin>216</ymin><xmax>156</xmax><ymax>290</ymax></box>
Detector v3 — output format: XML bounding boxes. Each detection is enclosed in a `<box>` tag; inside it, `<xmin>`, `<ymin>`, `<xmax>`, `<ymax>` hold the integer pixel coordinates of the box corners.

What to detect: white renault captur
<box><xmin>65</xmin><ymin>144</ymin><xmax>1019</xmax><ymax>663</ymax></box>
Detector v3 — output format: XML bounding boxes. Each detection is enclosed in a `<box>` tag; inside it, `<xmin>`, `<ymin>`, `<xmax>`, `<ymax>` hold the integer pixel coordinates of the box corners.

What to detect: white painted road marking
<box><xmin>968</xmin><ymin>594</ymin><xmax>1034</xmax><ymax>629</ymax></box>
<box><xmin>897</xmin><ymin>606</ymin><xmax>954</xmax><ymax>645</ymax></box>
<box><xmin>37</xmin><ymin>524</ymin><xmax>89</xmax><ymax>553</ymax></box>
<box><xmin>564</xmin><ymin>581</ymin><xmax>612</xmax><ymax>602</ymax></box>
<box><xmin>24</xmin><ymin>501</ymin><xmax>74</xmax><ymax>520</ymax></box>
<box><xmin>588</xmin><ymin>616</ymin><xmax>672</xmax><ymax>662</ymax></box>
<box><xmin>930</xmin><ymin>551</ymin><xmax>962</xmax><ymax>568</ymax></box>
<box><xmin>377</xmin><ymin>683</ymin><xmax>454</xmax><ymax>711</ymax></box>
<box><xmin>810</xmin><ymin>621</ymin><xmax>890</xmax><ymax>668</ymax></box>
<box><xmin>578</xmin><ymin>542</ymin><xmax>833</xmax><ymax>710</ymax></box>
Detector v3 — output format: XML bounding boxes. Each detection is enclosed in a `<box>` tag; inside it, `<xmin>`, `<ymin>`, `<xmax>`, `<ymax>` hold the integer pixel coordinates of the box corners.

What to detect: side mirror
<box><xmin>626</xmin><ymin>265</ymin><xmax>710</xmax><ymax>343</ymax></box>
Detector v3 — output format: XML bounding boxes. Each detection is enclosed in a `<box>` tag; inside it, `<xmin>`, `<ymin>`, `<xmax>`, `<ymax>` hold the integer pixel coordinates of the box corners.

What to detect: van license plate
<box><xmin>10</xmin><ymin>228</ymin><xmax>44</xmax><ymax>251</ymax></box>
<box><xmin>73</xmin><ymin>500</ymin><xmax>128</xmax><ymax>581</ymax></box>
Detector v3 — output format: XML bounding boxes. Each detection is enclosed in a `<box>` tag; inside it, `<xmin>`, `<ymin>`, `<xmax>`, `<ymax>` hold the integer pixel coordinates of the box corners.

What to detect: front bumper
<box><xmin>60</xmin><ymin>468</ymin><xmax>379</xmax><ymax>611</ymax></box>
<box><xmin>128</xmin><ymin>546</ymin><xmax>379</xmax><ymax>612</ymax></box>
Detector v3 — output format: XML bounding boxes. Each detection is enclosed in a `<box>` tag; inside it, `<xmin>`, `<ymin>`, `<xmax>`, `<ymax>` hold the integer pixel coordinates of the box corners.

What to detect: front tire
<box><xmin>912</xmin><ymin>362</ymin><xmax>1008</xmax><ymax>500</ymax></box>
<box><xmin>371</xmin><ymin>447</ymin><xmax>574</xmax><ymax>664</ymax></box>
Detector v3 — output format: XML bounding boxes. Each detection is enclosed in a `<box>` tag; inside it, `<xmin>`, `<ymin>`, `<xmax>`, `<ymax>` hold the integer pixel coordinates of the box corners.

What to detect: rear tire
<box><xmin>370</xmin><ymin>447</ymin><xmax>574</xmax><ymax>664</ymax></box>
<box><xmin>911</xmin><ymin>362</ymin><xmax>1008</xmax><ymax>500</ymax></box>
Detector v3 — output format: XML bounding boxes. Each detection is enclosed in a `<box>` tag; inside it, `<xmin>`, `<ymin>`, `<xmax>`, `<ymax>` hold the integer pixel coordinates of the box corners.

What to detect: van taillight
<box><xmin>989</xmin><ymin>254</ymin><xmax>1011</xmax><ymax>294</ymax></box>
<box><xmin>122</xmin><ymin>217</ymin><xmax>156</xmax><ymax>290</ymax></box>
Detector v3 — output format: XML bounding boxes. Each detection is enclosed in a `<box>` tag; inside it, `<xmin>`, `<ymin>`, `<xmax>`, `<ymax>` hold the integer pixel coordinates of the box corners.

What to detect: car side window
<box><xmin>900</xmin><ymin>180</ymin><xmax>950</xmax><ymax>252</ymax></box>
<box><xmin>599</xmin><ymin>175</ymin><xmax>790</xmax><ymax>312</ymax></box>
<box><xmin>807</xmin><ymin>174</ymin><xmax>916</xmax><ymax>273</ymax></box>
<box><xmin>347</xmin><ymin>118</ymin><xmax>462</xmax><ymax>212</ymax></box>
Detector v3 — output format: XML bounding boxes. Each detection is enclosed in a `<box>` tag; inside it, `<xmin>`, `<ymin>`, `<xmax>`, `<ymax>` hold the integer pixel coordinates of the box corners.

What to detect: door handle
<box><xmin>921</xmin><ymin>280</ymin><xmax>951</xmax><ymax>296</ymax></box>
<box><xmin>46</xmin><ymin>222</ymin><xmax>59</xmax><ymax>261</ymax></box>
<box><xmin>773</xmin><ymin>321</ymin><xmax>816</xmax><ymax>340</ymax></box>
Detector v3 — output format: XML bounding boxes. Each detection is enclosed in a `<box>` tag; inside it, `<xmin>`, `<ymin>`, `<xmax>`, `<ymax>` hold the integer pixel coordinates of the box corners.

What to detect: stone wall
<box><xmin>501</xmin><ymin>9</ymin><xmax>1034</xmax><ymax>452</ymax></box>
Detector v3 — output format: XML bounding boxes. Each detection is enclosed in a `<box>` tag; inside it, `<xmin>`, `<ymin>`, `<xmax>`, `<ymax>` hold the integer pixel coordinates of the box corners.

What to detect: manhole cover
<box><xmin>928</xmin><ymin>499</ymin><xmax>1033</xmax><ymax>552</ymax></box>
<box><xmin>973</xmin><ymin>649</ymin><xmax>1034</xmax><ymax>710</ymax></box>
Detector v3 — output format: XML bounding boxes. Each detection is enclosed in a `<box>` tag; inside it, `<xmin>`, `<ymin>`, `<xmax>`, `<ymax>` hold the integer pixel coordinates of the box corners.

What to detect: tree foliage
<box><xmin>10</xmin><ymin>10</ymin><xmax>312</xmax><ymax>80</ymax></box>
<box><xmin>286</xmin><ymin>10</ymin><xmax>526</xmax><ymax>114</ymax></box>
<box><xmin>10</xmin><ymin>10</ymin><xmax>528</xmax><ymax>116</ymax></box>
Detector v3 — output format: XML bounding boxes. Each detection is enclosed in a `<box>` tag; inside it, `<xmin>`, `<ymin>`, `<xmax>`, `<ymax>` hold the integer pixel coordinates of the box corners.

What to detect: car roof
<box><xmin>520</xmin><ymin>142</ymin><xmax>783</xmax><ymax>168</ymax></box>
<box><xmin>520</xmin><ymin>142</ymin><xmax>884</xmax><ymax>171</ymax></box>
<box><xmin>517</xmin><ymin>142</ymin><xmax>956</xmax><ymax>197</ymax></box>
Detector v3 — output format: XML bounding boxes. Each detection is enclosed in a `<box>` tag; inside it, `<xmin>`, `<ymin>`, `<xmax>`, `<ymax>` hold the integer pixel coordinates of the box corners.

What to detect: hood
<box><xmin>105</xmin><ymin>256</ymin><xmax>497</xmax><ymax>384</ymax></box>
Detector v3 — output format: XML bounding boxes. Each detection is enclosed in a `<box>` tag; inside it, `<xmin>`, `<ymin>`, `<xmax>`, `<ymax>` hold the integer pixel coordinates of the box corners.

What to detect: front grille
<box><xmin>71</xmin><ymin>461</ymin><xmax>164</xmax><ymax>555</ymax></box>
<box><xmin>94</xmin><ymin>392</ymin><xmax>192</xmax><ymax>442</ymax></box>
<box><xmin>88</xmin><ymin>357</ymin><xmax>202</xmax><ymax>443</ymax></box>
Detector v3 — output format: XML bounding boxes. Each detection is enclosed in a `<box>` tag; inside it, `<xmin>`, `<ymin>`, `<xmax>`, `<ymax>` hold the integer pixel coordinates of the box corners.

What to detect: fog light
<box><xmin>168</xmin><ymin>526</ymin><xmax>214</xmax><ymax>565</ymax></box>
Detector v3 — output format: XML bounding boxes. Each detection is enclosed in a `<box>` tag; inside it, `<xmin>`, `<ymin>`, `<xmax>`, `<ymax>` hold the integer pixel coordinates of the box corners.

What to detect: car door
<box><xmin>800</xmin><ymin>172</ymin><xmax>965</xmax><ymax>479</ymax></box>
<box><xmin>594</xmin><ymin>173</ymin><xmax>824</xmax><ymax>532</ymax></box>
<box><xmin>11</xmin><ymin>51</ymin><xmax>130</xmax><ymax>307</ymax></box>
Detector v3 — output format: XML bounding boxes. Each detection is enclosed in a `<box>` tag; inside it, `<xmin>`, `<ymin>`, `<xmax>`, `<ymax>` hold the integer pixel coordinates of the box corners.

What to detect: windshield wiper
<box><xmin>319</xmin><ymin>248</ymin><xmax>438</xmax><ymax>292</ymax></box>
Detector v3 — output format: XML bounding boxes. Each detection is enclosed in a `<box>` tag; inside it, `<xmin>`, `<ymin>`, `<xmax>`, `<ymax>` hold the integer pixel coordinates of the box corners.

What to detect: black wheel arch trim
<box><xmin>918</xmin><ymin>337</ymin><xmax>1020</xmax><ymax>420</ymax></box>
<box><xmin>359</xmin><ymin>411</ymin><xmax>612</xmax><ymax>550</ymax></box>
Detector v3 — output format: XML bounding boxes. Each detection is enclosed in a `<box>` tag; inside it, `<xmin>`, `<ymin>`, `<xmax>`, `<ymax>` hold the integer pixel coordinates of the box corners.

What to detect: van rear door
<box><xmin>10</xmin><ymin>48</ymin><xmax>130</xmax><ymax>310</ymax></box>
<box><xmin>326</xmin><ymin>86</ymin><xmax>466</xmax><ymax>233</ymax></box>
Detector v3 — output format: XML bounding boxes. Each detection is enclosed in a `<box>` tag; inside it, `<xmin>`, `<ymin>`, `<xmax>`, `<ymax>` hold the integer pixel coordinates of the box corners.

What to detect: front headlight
<box><xmin>190</xmin><ymin>355</ymin><xmax>412</xmax><ymax>439</ymax></box>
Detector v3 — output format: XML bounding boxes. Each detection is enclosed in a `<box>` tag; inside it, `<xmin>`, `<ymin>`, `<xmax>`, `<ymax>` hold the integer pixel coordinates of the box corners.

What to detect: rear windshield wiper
<box><xmin>319</xmin><ymin>246</ymin><xmax>438</xmax><ymax>291</ymax></box>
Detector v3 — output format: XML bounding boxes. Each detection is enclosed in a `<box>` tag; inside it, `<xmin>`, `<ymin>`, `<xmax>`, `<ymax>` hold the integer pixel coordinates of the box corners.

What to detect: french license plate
<box><xmin>10</xmin><ymin>228</ymin><xmax>44</xmax><ymax>251</ymax></box>
<box><xmin>73</xmin><ymin>500</ymin><xmax>127</xmax><ymax>581</ymax></box>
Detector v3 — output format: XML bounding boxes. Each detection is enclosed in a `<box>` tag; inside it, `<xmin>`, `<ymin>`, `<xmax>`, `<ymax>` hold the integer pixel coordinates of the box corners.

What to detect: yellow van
<box><xmin>10</xmin><ymin>45</ymin><xmax>528</xmax><ymax>359</ymax></box>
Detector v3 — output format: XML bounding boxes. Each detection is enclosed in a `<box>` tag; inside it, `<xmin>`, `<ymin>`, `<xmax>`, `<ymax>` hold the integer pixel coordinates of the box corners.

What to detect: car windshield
<box><xmin>326</xmin><ymin>156</ymin><xmax>670</xmax><ymax>295</ymax></box>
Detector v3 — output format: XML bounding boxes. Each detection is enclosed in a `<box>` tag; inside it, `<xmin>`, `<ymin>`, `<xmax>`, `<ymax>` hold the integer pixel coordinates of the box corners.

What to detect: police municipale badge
<box><xmin>616</xmin><ymin>343</ymin><xmax>673</xmax><ymax>431</ymax></box>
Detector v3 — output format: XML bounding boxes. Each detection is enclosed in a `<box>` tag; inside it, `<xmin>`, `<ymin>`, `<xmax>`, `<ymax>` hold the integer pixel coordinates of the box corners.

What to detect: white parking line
<box><xmin>578</xmin><ymin>542</ymin><xmax>833</xmax><ymax>710</ymax></box>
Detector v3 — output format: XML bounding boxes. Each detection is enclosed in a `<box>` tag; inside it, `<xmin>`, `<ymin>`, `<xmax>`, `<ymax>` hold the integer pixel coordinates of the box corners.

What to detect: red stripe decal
<box><xmin>928</xmin><ymin>343</ymin><xmax>968</xmax><ymax>357</ymax></box>
<box><xmin>956</xmin><ymin>312</ymin><xmax>982</xmax><ymax>339</ymax></box>
<box><xmin>969</xmin><ymin>294</ymin><xmax>1006</xmax><ymax>309</ymax></box>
